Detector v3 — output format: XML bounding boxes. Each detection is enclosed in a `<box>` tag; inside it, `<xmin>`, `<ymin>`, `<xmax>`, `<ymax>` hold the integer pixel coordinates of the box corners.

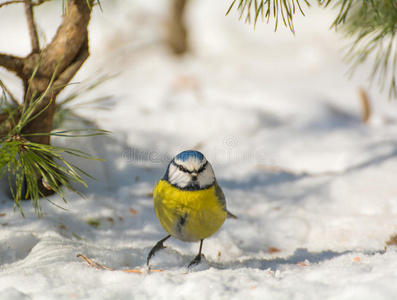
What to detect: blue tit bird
<box><xmin>147</xmin><ymin>150</ymin><xmax>237</xmax><ymax>268</ymax></box>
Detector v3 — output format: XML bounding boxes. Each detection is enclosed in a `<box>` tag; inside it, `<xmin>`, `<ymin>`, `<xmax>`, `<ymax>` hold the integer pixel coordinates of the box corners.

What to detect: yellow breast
<box><xmin>153</xmin><ymin>180</ymin><xmax>227</xmax><ymax>242</ymax></box>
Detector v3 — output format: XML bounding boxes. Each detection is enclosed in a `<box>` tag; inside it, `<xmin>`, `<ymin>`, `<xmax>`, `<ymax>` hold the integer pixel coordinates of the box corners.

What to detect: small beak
<box><xmin>191</xmin><ymin>172</ymin><xmax>198</xmax><ymax>181</ymax></box>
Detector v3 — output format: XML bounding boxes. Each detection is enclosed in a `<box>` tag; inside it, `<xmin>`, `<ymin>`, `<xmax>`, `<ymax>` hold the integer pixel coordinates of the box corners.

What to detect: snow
<box><xmin>1</xmin><ymin>0</ymin><xmax>397</xmax><ymax>299</ymax></box>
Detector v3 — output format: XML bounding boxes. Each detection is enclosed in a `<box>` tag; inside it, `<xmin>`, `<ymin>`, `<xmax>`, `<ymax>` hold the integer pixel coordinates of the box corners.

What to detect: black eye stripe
<box><xmin>197</xmin><ymin>161</ymin><xmax>208</xmax><ymax>173</ymax></box>
<box><xmin>172</xmin><ymin>160</ymin><xmax>208</xmax><ymax>174</ymax></box>
<box><xmin>172</xmin><ymin>161</ymin><xmax>188</xmax><ymax>173</ymax></box>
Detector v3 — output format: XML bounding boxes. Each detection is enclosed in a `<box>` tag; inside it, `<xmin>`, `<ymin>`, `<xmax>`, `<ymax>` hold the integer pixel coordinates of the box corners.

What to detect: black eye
<box><xmin>178</xmin><ymin>166</ymin><xmax>184</xmax><ymax>171</ymax></box>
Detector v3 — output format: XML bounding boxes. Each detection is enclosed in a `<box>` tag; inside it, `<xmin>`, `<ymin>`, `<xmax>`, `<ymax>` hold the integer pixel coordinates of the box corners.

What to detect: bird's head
<box><xmin>164</xmin><ymin>150</ymin><xmax>215</xmax><ymax>190</ymax></box>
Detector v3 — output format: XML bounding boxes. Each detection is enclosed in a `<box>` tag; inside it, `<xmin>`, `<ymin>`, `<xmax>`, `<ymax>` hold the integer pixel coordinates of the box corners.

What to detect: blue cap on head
<box><xmin>175</xmin><ymin>150</ymin><xmax>204</xmax><ymax>162</ymax></box>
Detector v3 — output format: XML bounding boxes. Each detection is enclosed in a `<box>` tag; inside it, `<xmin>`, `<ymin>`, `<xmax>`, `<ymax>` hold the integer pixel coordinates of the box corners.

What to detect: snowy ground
<box><xmin>1</xmin><ymin>0</ymin><xmax>397</xmax><ymax>299</ymax></box>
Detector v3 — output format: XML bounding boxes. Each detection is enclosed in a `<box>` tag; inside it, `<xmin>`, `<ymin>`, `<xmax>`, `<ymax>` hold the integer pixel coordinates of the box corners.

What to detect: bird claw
<box><xmin>147</xmin><ymin>243</ymin><xmax>166</xmax><ymax>265</ymax></box>
<box><xmin>147</xmin><ymin>235</ymin><xmax>171</xmax><ymax>266</ymax></box>
<box><xmin>188</xmin><ymin>253</ymin><xmax>203</xmax><ymax>268</ymax></box>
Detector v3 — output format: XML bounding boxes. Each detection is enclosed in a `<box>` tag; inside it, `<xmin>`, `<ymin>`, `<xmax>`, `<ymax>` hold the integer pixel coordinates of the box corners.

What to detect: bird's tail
<box><xmin>226</xmin><ymin>210</ymin><xmax>238</xmax><ymax>219</ymax></box>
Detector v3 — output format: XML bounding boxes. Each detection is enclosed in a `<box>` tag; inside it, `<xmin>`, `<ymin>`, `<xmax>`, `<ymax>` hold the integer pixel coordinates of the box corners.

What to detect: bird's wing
<box><xmin>214</xmin><ymin>180</ymin><xmax>226</xmax><ymax>208</ymax></box>
<box><xmin>214</xmin><ymin>180</ymin><xmax>237</xmax><ymax>219</ymax></box>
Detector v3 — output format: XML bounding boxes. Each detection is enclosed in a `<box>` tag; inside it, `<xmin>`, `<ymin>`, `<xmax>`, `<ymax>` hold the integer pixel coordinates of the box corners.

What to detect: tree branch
<box><xmin>167</xmin><ymin>0</ymin><xmax>188</xmax><ymax>55</ymax></box>
<box><xmin>20</xmin><ymin>0</ymin><xmax>94</xmax><ymax>93</ymax></box>
<box><xmin>39</xmin><ymin>0</ymin><xmax>94</xmax><ymax>78</ymax></box>
<box><xmin>0</xmin><ymin>0</ymin><xmax>24</xmax><ymax>8</ymax></box>
<box><xmin>0</xmin><ymin>53</ymin><xmax>25</xmax><ymax>76</ymax></box>
<box><xmin>0</xmin><ymin>0</ymin><xmax>48</xmax><ymax>9</ymax></box>
<box><xmin>53</xmin><ymin>38</ymin><xmax>89</xmax><ymax>89</ymax></box>
<box><xmin>24</xmin><ymin>0</ymin><xmax>40</xmax><ymax>53</ymax></box>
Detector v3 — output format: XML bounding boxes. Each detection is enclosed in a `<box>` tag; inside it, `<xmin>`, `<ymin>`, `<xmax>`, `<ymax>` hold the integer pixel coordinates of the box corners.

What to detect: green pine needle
<box><xmin>228</xmin><ymin>0</ymin><xmax>397</xmax><ymax>98</ymax></box>
<box><xmin>1</xmin><ymin>69</ymin><xmax>109</xmax><ymax>219</ymax></box>
<box><xmin>323</xmin><ymin>0</ymin><xmax>397</xmax><ymax>98</ymax></box>
<box><xmin>0</xmin><ymin>128</ymin><xmax>107</xmax><ymax>218</ymax></box>
<box><xmin>226</xmin><ymin>0</ymin><xmax>310</xmax><ymax>33</ymax></box>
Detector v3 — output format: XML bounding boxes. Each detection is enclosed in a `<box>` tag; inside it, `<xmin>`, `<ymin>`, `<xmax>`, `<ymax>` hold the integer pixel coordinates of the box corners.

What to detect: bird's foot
<box><xmin>147</xmin><ymin>236</ymin><xmax>170</xmax><ymax>266</ymax></box>
<box><xmin>188</xmin><ymin>253</ymin><xmax>204</xmax><ymax>268</ymax></box>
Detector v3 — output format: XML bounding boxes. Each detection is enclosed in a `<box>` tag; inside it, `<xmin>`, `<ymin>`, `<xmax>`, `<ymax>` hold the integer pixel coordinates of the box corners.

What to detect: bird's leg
<box><xmin>147</xmin><ymin>235</ymin><xmax>171</xmax><ymax>266</ymax></box>
<box><xmin>188</xmin><ymin>239</ymin><xmax>204</xmax><ymax>268</ymax></box>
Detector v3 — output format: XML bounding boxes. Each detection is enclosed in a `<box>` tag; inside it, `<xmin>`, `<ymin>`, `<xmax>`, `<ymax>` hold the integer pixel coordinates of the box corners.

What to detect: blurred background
<box><xmin>1</xmin><ymin>1</ymin><xmax>397</xmax><ymax>298</ymax></box>
<box><xmin>1</xmin><ymin>0</ymin><xmax>397</xmax><ymax>228</ymax></box>
<box><xmin>1</xmin><ymin>0</ymin><xmax>397</xmax><ymax>231</ymax></box>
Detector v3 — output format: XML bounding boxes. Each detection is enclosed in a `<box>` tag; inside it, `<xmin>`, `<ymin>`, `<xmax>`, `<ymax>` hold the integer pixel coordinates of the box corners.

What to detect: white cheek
<box><xmin>198</xmin><ymin>166</ymin><xmax>215</xmax><ymax>188</ymax></box>
<box><xmin>168</xmin><ymin>167</ymin><xmax>191</xmax><ymax>187</ymax></box>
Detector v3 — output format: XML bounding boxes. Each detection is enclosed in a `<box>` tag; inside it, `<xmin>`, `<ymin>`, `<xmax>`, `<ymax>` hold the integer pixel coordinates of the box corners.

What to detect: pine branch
<box><xmin>1</xmin><ymin>78</ymin><xmax>108</xmax><ymax>217</ymax></box>
<box><xmin>167</xmin><ymin>0</ymin><xmax>188</xmax><ymax>55</ymax></box>
<box><xmin>20</xmin><ymin>0</ymin><xmax>95</xmax><ymax>147</ymax></box>
<box><xmin>0</xmin><ymin>0</ymin><xmax>104</xmax><ymax>217</ymax></box>
<box><xmin>39</xmin><ymin>0</ymin><xmax>94</xmax><ymax>79</ymax></box>
<box><xmin>0</xmin><ymin>0</ymin><xmax>49</xmax><ymax>9</ymax></box>
<box><xmin>52</xmin><ymin>37</ymin><xmax>89</xmax><ymax>89</ymax></box>
<box><xmin>226</xmin><ymin>0</ymin><xmax>310</xmax><ymax>33</ymax></box>
<box><xmin>0</xmin><ymin>0</ymin><xmax>25</xmax><ymax>8</ymax></box>
<box><xmin>0</xmin><ymin>53</ymin><xmax>25</xmax><ymax>76</ymax></box>
<box><xmin>323</xmin><ymin>0</ymin><xmax>397</xmax><ymax>98</ymax></box>
<box><xmin>24</xmin><ymin>0</ymin><xmax>40</xmax><ymax>53</ymax></box>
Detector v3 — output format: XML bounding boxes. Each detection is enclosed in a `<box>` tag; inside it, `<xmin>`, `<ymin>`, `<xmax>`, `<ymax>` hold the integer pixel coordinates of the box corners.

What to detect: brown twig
<box><xmin>0</xmin><ymin>53</ymin><xmax>25</xmax><ymax>76</ymax></box>
<box><xmin>0</xmin><ymin>0</ymin><xmax>24</xmax><ymax>8</ymax></box>
<box><xmin>22</xmin><ymin>0</ymin><xmax>94</xmax><ymax>80</ymax></box>
<box><xmin>77</xmin><ymin>254</ymin><xmax>163</xmax><ymax>274</ymax></box>
<box><xmin>24</xmin><ymin>0</ymin><xmax>40</xmax><ymax>53</ymax></box>
<box><xmin>167</xmin><ymin>0</ymin><xmax>188</xmax><ymax>55</ymax></box>
<box><xmin>359</xmin><ymin>88</ymin><xmax>371</xmax><ymax>123</ymax></box>
<box><xmin>0</xmin><ymin>0</ymin><xmax>48</xmax><ymax>9</ymax></box>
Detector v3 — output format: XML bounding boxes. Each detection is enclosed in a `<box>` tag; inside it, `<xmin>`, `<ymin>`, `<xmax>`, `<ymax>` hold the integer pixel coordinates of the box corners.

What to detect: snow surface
<box><xmin>1</xmin><ymin>0</ymin><xmax>397</xmax><ymax>299</ymax></box>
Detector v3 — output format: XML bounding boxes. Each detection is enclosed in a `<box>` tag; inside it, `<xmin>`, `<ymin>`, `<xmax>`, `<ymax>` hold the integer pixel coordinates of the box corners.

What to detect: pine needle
<box><xmin>226</xmin><ymin>0</ymin><xmax>310</xmax><ymax>33</ymax></box>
